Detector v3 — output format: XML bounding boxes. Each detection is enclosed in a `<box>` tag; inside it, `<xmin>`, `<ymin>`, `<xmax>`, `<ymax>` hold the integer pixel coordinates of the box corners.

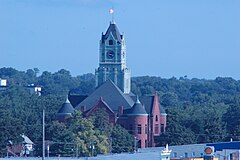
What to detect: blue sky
<box><xmin>0</xmin><ymin>0</ymin><xmax>239</xmax><ymax>79</ymax></box>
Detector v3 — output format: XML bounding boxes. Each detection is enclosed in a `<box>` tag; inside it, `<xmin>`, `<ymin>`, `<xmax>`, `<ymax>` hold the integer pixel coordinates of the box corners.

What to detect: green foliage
<box><xmin>1</xmin><ymin>67</ymin><xmax>240</xmax><ymax>156</ymax></box>
<box><xmin>111</xmin><ymin>125</ymin><xmax>134</xmax><ymax>153</ymax></box>
<box><xmin>90</xmin><ymin>108</ymin><xmax>113</xmax><ymax>137</ymax></box>
<box><xmin>66</xmin><ymin>111</ymin><xmax>109</xmax><ymax>157</ymax></box>
<box><xmin>223</xmin><ymin>97</ymin><xmax>240</xmax><ymax>140</ymax></box>
<box><xmin>45</xmin><ymin>121</ymin><xmax>75</xmax><ymax>157</ymax></box>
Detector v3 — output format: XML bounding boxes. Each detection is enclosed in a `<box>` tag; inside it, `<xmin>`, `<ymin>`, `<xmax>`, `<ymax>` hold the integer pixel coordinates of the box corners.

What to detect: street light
<box><xmin>47</xmin><ymin>144</ymin><xmax>49</xmax><ymax>158</ymax></box>
<box><xmin>134</xmin><ymin>137</ymin><xmax>138</xmax><ymax>153</ymax></box>
<box><xmin>89</xmin><ymin>140</ymin><xmax>95</xmax><ymax>157</ymax></box>
<box><xmin>42</xmin><ymin>109</ymin><xmax>45</xmax><ymax>160</ymax></box>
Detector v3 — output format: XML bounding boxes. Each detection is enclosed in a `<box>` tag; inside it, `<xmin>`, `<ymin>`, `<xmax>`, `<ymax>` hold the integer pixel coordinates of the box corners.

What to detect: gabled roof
<box><xmin>75</xmin><ymin>79</ymin><xmax>134</xmax><ymax>112</ymax></box>
<box><xmin>21</xmin><ymin>134</ymin><xmax>33</xmax><ymax>144</ymax></box>
<box><xmin>57</xmin><ymin>98</ymin><xmax>75</xmax><ymax>115</ymax></box>
<box><xmin>85</xmin><ymin>97</ymin><xmax>115</xmax><ymax>117</ymax></box>
<box><xmin>102</xmin><ymin>22</ymin><xmax>123</xmax><ymax>42</ymax></box>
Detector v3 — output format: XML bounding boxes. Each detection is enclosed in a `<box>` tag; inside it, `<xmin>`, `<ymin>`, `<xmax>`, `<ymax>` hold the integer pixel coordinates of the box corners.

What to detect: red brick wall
<box><xmin>126</xmin><ymin>115</ymin><xmax>148</xmax><ymax>148</ymax></box>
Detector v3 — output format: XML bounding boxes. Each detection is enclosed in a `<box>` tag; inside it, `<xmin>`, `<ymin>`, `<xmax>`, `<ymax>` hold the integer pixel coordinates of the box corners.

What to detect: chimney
<box><xmin>81</xmin><ymin>106</ymin><xmax>86</xmax><ymax>112</ymax></box>
<box><xmin>118</xmin><ymin>106</ymin><xmax>123</xmax><ymax>116</ymax></box>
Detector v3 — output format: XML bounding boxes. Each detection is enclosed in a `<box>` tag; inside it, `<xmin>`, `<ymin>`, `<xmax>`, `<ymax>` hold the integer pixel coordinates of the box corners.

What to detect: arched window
<box><xmin>109</xmin><ymin>40</ymin><xmax>113</xmax><ymax>45</ymax></box>
<box><xmin>155</xmin><ymin>115</ymin><xmax>158</xmax><ymax>122</ymax></box>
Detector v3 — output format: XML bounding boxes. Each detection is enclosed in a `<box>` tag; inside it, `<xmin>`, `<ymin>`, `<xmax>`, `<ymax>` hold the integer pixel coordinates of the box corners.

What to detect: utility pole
<box><xmin>42</xmin><ymin>109</ymin><xmax>45</xmax><ymax>160</ymax></box>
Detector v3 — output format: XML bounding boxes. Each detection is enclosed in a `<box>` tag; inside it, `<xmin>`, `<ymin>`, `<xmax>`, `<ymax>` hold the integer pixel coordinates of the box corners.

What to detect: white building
<box><xmin>0</xmin><ymin>79</ymin><xmax>7</xmax><ymax>86</ymax></box>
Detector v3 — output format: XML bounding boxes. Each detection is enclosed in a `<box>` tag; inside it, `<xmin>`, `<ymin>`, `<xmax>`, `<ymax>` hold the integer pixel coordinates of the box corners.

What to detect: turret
<box><xmin>126</xmin><ymin>96</ymin><xmax>148</xmax><ymax>148</ymax></box>
<box><xmin>56</xmin><ymin>98</ymin><xmax>75</xmax><ymax>122</ymax></box>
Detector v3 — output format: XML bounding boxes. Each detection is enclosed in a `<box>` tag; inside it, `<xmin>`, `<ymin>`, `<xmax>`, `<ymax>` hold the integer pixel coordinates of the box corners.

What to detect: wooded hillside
<box><xmin>1</xmin><ymin>67</ymin><xmax>240</xmax><ymax>156</ymax></box>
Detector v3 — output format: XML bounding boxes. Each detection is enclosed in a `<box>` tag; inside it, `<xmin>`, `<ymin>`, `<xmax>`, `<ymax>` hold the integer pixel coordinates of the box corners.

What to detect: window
<box><xmin>174</xmin><ymin>152</ymin><xmax>177</xmax><ymax>158</ymax></box>
<box><xmin>137</xmin><ymin>140</ymin><xmax>141</xmax><ymax>148</ymax></box>
<box><xmin>129</xmin><ymin>124</ymin><xmax>133</xmax><ymax>134</ymax></box>
<box><xmin>192</xmin><ymin>152</ymin><xmax>196</xmax><ymax>157</ymax></box>
<box><xmin>155</xmin><ymin>115</ymin><xmax>158</xmax><ymax>121</ymax></box>
<box><xmin>161</xmin><ymin>124</ymin><xmax>165</xmax><ymax>133</ymax></box>
<box><xmin>155</xmin><ymin>124</ymin><xmax>159</xmax><ymax>134</ymax></box>
<box><xmin>137</xmin><ymin>124</ymin><xmax>142</xmax><ymax>134</ymax></box>
<box><xmin>185</xmin><ymin>153</ymin><xmax>188</xmax><ymax>158</ymax></box>
<box><xmin>145</xmin><ymin>124</ymin><xmax>148</xmax><ymax>134</ymax></box>
<box><xmin>109</xmin><ymin>40</ymin><xmax>113</xmax><ymax>45</ymax></box>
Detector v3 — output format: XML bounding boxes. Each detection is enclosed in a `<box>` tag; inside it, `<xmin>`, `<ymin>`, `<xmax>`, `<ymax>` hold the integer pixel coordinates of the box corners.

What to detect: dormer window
<box><xmin>109</xmin><ymin>40</ymin><xmax>113</xmax><ymax>45</ymax></box>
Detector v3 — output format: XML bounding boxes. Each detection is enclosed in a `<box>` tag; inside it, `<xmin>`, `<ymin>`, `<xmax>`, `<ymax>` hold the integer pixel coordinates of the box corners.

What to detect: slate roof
<box><xmin>86</xmin><ymin>97</ymin><xmax>115</xmax><ymax>116</ymax></box>
<box><xmin>125</xmin><ymin>97</ymin><xmax>148</xmax><ymax>116</ymax></box>
<box><xmin>132</xmin><ymin>95</ymin><xmax>166</xmax><ymax>115</ymax></box>
<box><xmin>57</xmin><ymin>98</ymin><xmax>75</xmax><ymax>115</ymax></box>
<box><xmin>75</xmin><ymin>79</ymin><xmax>134</xmax><ymax>112</ymax></box>
<box><xmin>68</xmin><ymin>94</ymin><xmax>88</xmax><ymax>107</ymax></box>
<box><xmin>21</xmin><ymin>134</ymin><xmax>33</xmax><ymax>144</ymax></box>
<box><xmin>102</xmin><ymin>22</ymin><xmax>123</xmax><ymax>43</ymax></box>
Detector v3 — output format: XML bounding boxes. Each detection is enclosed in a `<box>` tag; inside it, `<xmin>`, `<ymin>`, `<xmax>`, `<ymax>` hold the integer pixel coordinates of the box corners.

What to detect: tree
<box><xmin>67</xmin><ymin>111</ymin><xmax>109</xmax><ymax>157</ymax></box>
<box><xmin>156</xmin><ymin>108</ymin><xmax>197</xmax><ymax>146</ymax></box>
<box><xmin>45</xmin><ymin>121</ymin><xmax>75</xmax><ymax>157</ymax></box>
<box><xmin>111</xmin><ymin>125</ymin><xmax>134</xmax><ymax>153</ymax></box>
<box><xmin>223</xmin><ymin>97</ymin><xmax>240</xmax><ymax>140</ymax></box>
<box><xmin>90</xmin><ymin>108</ymin><xmax>113</xmax><ymax>137</ymax></box>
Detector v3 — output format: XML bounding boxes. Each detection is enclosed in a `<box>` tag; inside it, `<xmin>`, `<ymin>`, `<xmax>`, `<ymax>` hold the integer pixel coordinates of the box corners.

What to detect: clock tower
<box><xmin>95</xmin><ymin>21</ymin><xmax>131</xmax><ymax>94</ymax></box>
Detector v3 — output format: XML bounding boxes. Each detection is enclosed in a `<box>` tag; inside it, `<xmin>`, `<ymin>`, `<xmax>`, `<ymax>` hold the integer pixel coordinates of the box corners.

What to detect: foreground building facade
<box><xmin>57</xmin><ymin>21</ymin><xmax>167</xmax><ymax>148</ymax></box>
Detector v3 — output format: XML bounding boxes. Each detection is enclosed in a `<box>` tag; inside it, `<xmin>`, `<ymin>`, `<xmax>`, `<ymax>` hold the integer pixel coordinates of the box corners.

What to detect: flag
<box><xmin>109</xmin><ymin>9</ymin><xmax>114</xmax><ymax>14</ymax></box>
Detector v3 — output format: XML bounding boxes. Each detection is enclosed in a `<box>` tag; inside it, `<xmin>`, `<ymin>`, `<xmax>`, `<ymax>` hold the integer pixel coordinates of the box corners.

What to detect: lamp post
<box><xmin>47</xmin><ymin>144</ymin><xmax>49</xmax><ymax>158</ymax></box>
<box><xmin>89</xmin><ymin>140</ymin><xmax>95</xmax><ymax>157</ymax></box>
<box><xmin>42</xmin><ymin>109</ymin><xmax>45</xmax><ymax>160</ymax></box>
<box><xmin>134</xmin><ymin>137</ymin><xmax>137</xmax><ymax>153</ymax></box>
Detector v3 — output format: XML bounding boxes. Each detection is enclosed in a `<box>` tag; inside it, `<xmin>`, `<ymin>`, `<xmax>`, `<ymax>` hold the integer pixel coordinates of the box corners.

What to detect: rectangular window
<box><xmin>137</xmin><ymin>124</ymin><xmax>142</xmax><ymax>134</ymax></box>
<box><xmin>174</xmin><ymin>152</ymin><xmax>177</xmax><ymax>157</ymax></box>
<box><xmin>161</xmin><ymin>124</ymin><xmax>165</xmax><ymax>133</ymax></box>
<box><xmin>192</xmin><ymin>152</ymin><xmax>195</xmax><ymax>157</ymax></box>
<box><xmin>145</xmin><ymin>124</ymin><xmax>148</xmax><ymax>134</ymax></box>
<box><xmin>185</xmin><ymin>153</ymin><xmax>188</xmax><ymax>158</ymax></box>
<box><xmin>129</xmin><ymin>124</ymin><xmax>133</xmax><ymax>134</ymax></box>
<box><xmin>155</xmin><ymin>124</ymin><xmax>159</xmax><ymax>134</ymax></box>
<box><xmin>137</xmin><ymin>140</ymin><xmax>141</xmax><ymax>148</ymax></box>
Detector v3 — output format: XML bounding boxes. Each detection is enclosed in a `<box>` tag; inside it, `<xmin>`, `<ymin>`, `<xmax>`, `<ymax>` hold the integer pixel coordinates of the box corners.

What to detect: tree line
<box><xmin>1</xmin><ymin>67</ymin><xmax>240</xmax><ymax>156</ymax></box>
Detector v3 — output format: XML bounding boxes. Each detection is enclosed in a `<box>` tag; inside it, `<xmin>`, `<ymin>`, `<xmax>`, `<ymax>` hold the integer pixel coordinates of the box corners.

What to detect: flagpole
<box><xmin>109</xmin><ymin>8</ymin><xmax>115</xmax><ymax>24</ymax></box>
<box><xmin>112</xmin><ymin>11</ymin><xmax>114</xmax><ymax>23</ymax></box>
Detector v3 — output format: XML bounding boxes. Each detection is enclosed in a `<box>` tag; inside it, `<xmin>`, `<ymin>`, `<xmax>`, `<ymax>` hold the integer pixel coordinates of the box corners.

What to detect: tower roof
<box><xmin>57</xmin><ymin>98</ymin><xmax>75</xmax><ymax>116</ymax></box>
<box><xmin>102</xmin><ymin>22</ymin><xmax>123</xmax><ymax>42</ymax></box>
<box><xmin>131</xmin><ymin>95</ymin><xmax>166</xmax><ymax>115</ymax></box>
<box><xmin>125</xmin><ymin>96</ymin><xmax>148</xmax><ymax>116</ymax></box>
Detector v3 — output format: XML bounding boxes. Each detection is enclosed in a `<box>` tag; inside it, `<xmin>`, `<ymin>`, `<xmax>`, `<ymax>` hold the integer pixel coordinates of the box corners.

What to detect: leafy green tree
<box><xmin>223</xmin><ymin>97</ymin><xmax>240</xmax><ymax>140</ymax></box>
<box><xmin>111</xmin><ymin>125</ymin><xmax>134</xmax><ymax>153</ymax></box>
<box><xmin>156</xmin><ymin>108</ymin><xmax>196</xmax><ymax>146</ymax></box>
<box><xmin>45</xmin><ymin>121</ymin><xmax>75</xmax><ymax>156</ymax></box>
<box><xmin>90</xmin><ymin>108</ymin><xmax>113</xmax><ymax>137</ymax></box>
<box><xmin>67</xmin><ymin>112</ymin><xmax>109</xmax><ymax>157</ymax></box>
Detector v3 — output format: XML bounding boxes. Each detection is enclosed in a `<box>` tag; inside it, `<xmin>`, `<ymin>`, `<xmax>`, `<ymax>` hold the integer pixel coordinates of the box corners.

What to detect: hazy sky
<box><xmin>0</xmin><ymin>0</ymin><xmax>239</xmax><ymax>79</ymax></box>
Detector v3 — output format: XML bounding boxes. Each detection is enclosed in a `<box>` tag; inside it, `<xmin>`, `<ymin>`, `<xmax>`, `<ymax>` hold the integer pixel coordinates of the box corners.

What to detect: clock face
<box><xmin>107</xmin><ymin>51</ymin><xmax>115</xmax><ymax>59</ymax></box>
